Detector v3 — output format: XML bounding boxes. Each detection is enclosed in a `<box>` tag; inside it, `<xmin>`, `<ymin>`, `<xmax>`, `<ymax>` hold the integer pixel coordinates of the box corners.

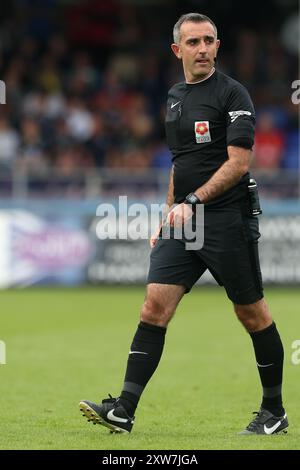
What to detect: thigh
<box><xmin>147</xmin><ymin>236</ymin><xmax>206</xmax><ymax>293</ymax></box>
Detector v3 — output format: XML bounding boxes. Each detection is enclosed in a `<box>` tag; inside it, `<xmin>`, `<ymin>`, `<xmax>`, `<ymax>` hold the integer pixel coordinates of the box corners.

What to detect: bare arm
<box><xmin>165</xmin><ymin>165</ymin><xmax>174</xmax><ymax>209</ymax></box>
<box><xmin>167</xmin><ymin>146</ymin><xmax>252</xmax><ymax>227</ymax></box>
<box><xmin>150</xmin><ymin>166</ymin><xmax>174</xmax><ymax>247</ymax></box>
<box><xmin>194</xmin><ymin>146</ymin><xmax>252</xmax><ymax>203</ymax></box>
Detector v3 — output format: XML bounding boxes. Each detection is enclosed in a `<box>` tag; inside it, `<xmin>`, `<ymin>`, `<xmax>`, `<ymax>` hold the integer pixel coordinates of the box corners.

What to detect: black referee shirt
<box><xmin>165</xmin><ymin>69</ymin><xmax>255</xmax><ymax>208</ymax></box>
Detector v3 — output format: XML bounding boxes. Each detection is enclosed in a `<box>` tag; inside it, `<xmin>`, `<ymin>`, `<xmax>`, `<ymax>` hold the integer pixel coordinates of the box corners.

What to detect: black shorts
<box><xmin>147</xmin><ymin>204</ymin><xmax>263</xmax><ymax>305</ymax></box>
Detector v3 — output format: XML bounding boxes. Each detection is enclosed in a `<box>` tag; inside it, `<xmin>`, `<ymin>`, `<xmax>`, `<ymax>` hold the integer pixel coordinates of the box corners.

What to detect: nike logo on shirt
<box><xmin>171</xmin><ymin>101</ymin><xmax>181</xmax><ymax>109</ymax></box>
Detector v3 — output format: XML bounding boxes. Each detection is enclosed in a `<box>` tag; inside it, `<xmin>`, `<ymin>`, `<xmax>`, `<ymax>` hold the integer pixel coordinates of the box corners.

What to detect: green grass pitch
<box><xmin>0</xmin><ymin>286</ymin><xmax>299</xmax><ymax>450</ymax></box>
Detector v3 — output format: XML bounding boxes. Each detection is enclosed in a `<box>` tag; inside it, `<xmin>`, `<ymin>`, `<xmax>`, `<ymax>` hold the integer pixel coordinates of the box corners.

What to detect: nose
<box><xmin>198</xmin><ymin>40</ymin><xmax>208</xmax><ymax>55</ymax></box>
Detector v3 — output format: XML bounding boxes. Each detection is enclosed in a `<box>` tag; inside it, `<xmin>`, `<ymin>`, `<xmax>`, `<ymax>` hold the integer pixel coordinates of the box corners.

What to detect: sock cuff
<box><xmin>249</xmin><ymin>321</ymin><xmax>276</xmax><ymax>339</ymax></box>
<box><xmin>139</xmin><ymin>321</ymin><xmax>167</xmax><ymax>335</ymax></box>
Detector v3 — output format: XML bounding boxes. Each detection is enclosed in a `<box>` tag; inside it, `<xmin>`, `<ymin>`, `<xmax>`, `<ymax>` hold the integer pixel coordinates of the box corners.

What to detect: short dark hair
<box><xmin>173</xmin><ymin>13</ymin><xmax>218</xmax><ymax>44</ymax></box>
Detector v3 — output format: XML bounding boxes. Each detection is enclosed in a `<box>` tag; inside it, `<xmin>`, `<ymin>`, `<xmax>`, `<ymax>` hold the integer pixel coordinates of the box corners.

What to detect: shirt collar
<box><xmin>185</xmin><ymin>67</ymin><xmax>216</xmax><ymax>85</ymax></box>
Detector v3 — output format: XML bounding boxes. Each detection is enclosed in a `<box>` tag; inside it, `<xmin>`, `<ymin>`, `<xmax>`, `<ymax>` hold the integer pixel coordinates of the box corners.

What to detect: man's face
<box><xmin>171</xmin><ymin>21</ymin><xmax>220</xmax><ymax>82</ymax></box>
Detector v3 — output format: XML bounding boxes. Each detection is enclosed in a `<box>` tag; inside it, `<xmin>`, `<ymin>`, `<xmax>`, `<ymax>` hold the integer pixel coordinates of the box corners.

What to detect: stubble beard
<box><xmin>191</xmin><ymin>61</ymin><xmax>214</xmax><ymax>81</ymax></box>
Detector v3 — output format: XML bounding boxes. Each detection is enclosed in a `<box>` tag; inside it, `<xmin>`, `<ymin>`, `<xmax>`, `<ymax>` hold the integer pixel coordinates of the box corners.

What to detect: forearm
<box><xmin>165</xmin><ymin>165</ymin><xmax>174</xmax><ymax>209</ymax></box>
<box><xmin>160</xmin><ymin>166</ymin><xmax>174</xmax><ymax>225</ymax></box>
<box><xmin>151</xmin><ymin>167</ymin><xmax>174</xmax><ymax>246</ymax></box>
<box><xmin>194</xmin><ymin>146</ymin><xmax>251</xmax><ymax>203</ymax></box>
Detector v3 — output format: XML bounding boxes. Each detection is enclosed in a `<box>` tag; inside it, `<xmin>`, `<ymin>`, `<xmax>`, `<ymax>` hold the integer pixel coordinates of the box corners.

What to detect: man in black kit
<box><xmin>80</xmin><ymin>13</ymin><xmax>288</xmax><ymax>435</ymax></box>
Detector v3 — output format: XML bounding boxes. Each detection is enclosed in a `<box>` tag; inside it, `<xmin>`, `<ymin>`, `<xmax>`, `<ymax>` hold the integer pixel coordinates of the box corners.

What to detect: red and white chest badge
<box><xmin>194</xmin><ymin>121</ymin><xmax>211</xmax><ymax>143</ymax></box>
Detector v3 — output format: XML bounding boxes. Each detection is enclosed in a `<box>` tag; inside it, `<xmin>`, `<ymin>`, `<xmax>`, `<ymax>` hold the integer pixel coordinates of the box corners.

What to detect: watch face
<box><xmin>187</xmin><ymin>194</ymin><xmax>198</xmax><ymax>204</ymax></box>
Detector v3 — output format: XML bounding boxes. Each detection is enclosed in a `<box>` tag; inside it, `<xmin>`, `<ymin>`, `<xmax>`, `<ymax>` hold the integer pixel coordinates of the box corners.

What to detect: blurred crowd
<box><xmin>0</xmin><ymin>0</ymin><xmax>298</xmax><ymax>182</ymax></box>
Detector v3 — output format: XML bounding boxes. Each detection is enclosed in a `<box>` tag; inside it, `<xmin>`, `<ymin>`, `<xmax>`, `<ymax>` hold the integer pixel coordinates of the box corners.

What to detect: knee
<box><xmin>141</xmin><ymin>297</ymin><xmax>174</xmax><ymax>327</ymax></box>
<box><xmin>234</xmin><ymin>304</ymin><xmax>259</xmax><ymax>331</ymax></box>
<box><xmin>234</xmin><ymin>300</ymin><xmax>272</xmax><ymax>332</ymax></box>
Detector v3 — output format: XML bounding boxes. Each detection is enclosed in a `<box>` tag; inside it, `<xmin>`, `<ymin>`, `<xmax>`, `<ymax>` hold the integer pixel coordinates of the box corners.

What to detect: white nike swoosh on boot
<box><xmin>263</xmin><ymin>419</ymin><xmax>283</xmax><ymax>434</ymax></box>
<box><xmin>107</xmin><ymin>409</ymin><xmax>128</xmax><ymax>423</ymax></box>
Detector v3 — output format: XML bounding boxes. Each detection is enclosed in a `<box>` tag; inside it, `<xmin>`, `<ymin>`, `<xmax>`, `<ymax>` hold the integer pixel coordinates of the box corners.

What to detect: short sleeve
<box><xmin>225</xmin><ymin>84</ymin><xmax>256</xmax><ymax>149</ymax></box>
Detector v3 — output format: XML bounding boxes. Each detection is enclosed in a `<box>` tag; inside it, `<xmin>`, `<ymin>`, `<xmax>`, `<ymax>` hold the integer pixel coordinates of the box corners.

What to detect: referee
<box><xmin>80</xmin><ymin>13</ymin><xmax>288</xmax><ymax>435</ymax></box>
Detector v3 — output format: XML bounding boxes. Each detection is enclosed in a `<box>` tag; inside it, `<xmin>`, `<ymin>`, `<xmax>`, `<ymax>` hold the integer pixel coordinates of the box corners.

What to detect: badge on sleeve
<box><xmin>194</xmin><ymin>121</ymin><xmax>211</xmax><ymax>143</ymax></box>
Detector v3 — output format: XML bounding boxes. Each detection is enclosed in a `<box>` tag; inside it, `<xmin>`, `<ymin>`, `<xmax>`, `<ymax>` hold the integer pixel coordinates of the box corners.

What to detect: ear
<box><xmin>216</xmin><ymin>39</ymin><xmax>220</xmax><ymax>54</ymax></box>
<box><xmin>171</xmin><ymin>43</ymin><xmax>182</xmax><ymax>60</ymax></box>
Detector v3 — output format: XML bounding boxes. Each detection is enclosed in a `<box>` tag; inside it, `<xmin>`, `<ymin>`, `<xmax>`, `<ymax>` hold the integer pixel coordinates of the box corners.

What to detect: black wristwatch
<box><xmin>184</xmin><ymin>193</ymin><xmax>202</xmax><ymax>206</ymax></box>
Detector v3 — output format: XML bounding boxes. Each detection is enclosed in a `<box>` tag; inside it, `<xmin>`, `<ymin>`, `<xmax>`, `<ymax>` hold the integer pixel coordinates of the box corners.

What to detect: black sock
<box><xmin>249</xmin><ymin>322</ymin><xmax>285</xmax><ymax>416</ymax></box>
<box><xmin>118</xmin><ymin>321</ymin><xmax>166</xmax><ymax>417</ymax></box>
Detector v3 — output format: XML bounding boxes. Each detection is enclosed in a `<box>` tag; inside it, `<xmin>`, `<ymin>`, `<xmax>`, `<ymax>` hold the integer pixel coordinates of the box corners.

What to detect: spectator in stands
<box><xmin>0</xmin><ymin>0</ymin><xmax>297</xmax><ymax>183</ymax></box>
<box><xmin>18</xmin><ymin>116</ymin><xmax>49</xmax><ymax>174</ymax></box>
<box><xmin>254</xmin><ymin>112</ymin><xmax>285</xmax><ymax>170</ymax></box>
<box><xmin>0</xmin><ymin>115</ymin><xmax>19</xmax><ymax>169</ymax></box>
